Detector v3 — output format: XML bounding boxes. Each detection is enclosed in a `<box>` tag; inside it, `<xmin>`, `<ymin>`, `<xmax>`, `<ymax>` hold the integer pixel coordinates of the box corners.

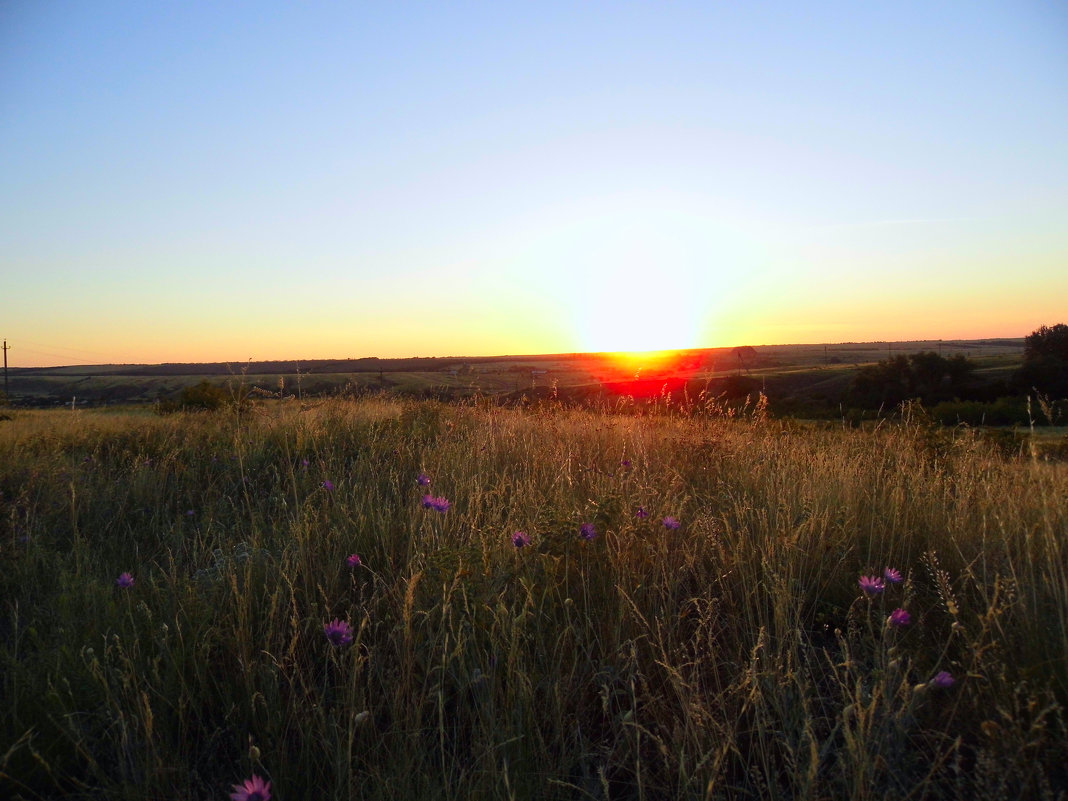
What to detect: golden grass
<box><xmin>0</xmin><ymin>397</ymin><xmax>1065</xmax><ymax>799</ymax></box>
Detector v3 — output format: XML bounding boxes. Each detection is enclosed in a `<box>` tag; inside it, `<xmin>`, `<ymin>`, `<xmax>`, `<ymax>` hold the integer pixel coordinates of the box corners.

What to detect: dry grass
<box><xmin>1</xmin><ymin>397</ymin><xmax>1065</xmax><ymax>799</ymax></box>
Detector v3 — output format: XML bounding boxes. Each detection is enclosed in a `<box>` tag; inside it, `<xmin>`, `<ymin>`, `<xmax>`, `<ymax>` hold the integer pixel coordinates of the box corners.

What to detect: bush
<box><xmin>929</xmin><ymin>397</ymin><xmax>1031</xmax><ymax>427</ymax></box>
<box><xmin>156</xmin><ymin>380</ymin><xmax>244</xmax><ymax>414</ymax></box>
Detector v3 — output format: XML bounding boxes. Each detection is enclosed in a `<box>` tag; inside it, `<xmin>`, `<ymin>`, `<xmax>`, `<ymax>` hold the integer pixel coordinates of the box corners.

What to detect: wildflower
<box><xmin>512</xmin><ymin>531</ymin><xmax>531</xmax><ymax>548</ymax></box>
<box><xmin>346</xmin><ymin>553</ymin><xmax>361</xmax><ymax>568</ymax></box>
<box><xmin>422</xmin><ymin>495</ymin><xmax>450</xmax><ymax>513</ymax></box>
<box><xmin>662</xmin><ymin>516</ymin><xmax>681</xmax><ymax>530</ymax></box>
<box><xmin>230</xmin><ymin>774</ymin><xmax>272</xmax><ymax>801</ymax></box>
<box><xmin>323</xmin><ymin>618</ymin><xmax>354</xmax><ymax>647</ymax></box>
<box><xmin>930</xmin><ymin>670</ymin><xmax>955</xmax><ymax>689</ymax></box>
<box><xmin>301</xmin><ymin>458</ymin><xmax>309</xmax><ymax>468</ymax></box>
<box><xmin>116</xmin><ymin>572</ymin><xmax>134</xmax><ymax>589</ymax></box>
<box><xmin>579</xmin><ymin>523</ymin><xmax>597</xmax><ymax>541</ymax></box>
<box><xmin>636</xmin><ymin>506</ymin><xmax>649</xmax><ymax>519</ymax></box>
<box><xmin>888</xmin><ymin>608</ymin><xmax>911</xmax><ymax>627</ymax></box>
<box><xmin>621</xmin><ymin>459</ymin><xmax>632</xmax><ymax>469</ymax></box>
<box><xmin>186</xmin><ymin>509</ymin><xmax>195</xmax><ymax>516</ymax></box>
<box><xmin>859</xmin><ymin>575</ymin><xmax>885</xmax><ymax>595</ymax></box>
<box><xmin>417</xmin><ymin>473</ymin><xmax>431</xmax><ymax>486</ymax></box>
<box><xmin>884</xmin><ymin>567</ymin><xmax>903</xmax><ymax>584</ymax></box>
<box><xmin>322</xmin><ymin>480</ymin><xmax>335</xmax><ymax>492</ymax></box>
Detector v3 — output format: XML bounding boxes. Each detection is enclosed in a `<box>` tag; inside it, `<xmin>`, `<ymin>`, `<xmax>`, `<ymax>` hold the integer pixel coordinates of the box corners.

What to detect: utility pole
<box><xmin>2</xmin><ymin>339</ymin><xmax>8</xmax><ymax>399</ymax></box>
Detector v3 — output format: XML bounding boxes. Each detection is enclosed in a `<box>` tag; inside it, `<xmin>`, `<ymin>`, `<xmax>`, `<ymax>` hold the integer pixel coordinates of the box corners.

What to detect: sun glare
<box><xmin>571</xmin><ymin>277</ymin><xmax>706</xmax><ymax>354</ymax></box>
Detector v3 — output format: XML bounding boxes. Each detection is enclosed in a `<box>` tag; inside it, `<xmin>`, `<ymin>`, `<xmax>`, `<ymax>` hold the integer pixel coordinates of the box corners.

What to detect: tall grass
<box><xmin>1</xmin><ymin>397</ymin><xmax>1065</xmax><ymax>799</ymax></box>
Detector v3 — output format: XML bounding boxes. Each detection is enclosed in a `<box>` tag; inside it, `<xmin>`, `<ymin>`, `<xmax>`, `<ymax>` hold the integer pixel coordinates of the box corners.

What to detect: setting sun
<box><xmin>569</xmin><ymin>267</ymin><xmax>712</xmax><ymax>354</ymax></box>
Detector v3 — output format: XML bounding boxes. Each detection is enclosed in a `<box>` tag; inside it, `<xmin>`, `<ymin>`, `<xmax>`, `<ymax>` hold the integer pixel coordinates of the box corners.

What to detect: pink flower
<box><xmin>230</xmin><ymin>774</ymin><xmax>271</xmax><ymax>801</ymax></box>
<box><xmin>888</xmin><ymin>608</ymin><xmax>911</xmax><ymax>627</ymax></box>
<box><xmin>930</xmin><ymin>670</ymin><xmax>955</xmax><ymax>689</ymax></box>
<box><xmin>511</xmin><ymin>531</ymin><xmax>531</xmax><ymax>548</ymax></box>
<box><xmin>883</xmin><ymin>567</ymin><xmax>903</xmax><ymax>584</ymax></box>
<box><xmin>324</xmin><ymin>618</ymin><xmax>353</xmax><ymax>647</ymax></box>
<box><xmin>662</xmin><ymin>516</ymin><xmax>680</xmax><ymax>530</ymax></box>
<box><xmin>859</xmin><ymin>575</ymin><xmax>885</xmax><ymax>595</ymax></box>
<box><xmin>417</xmin><ymin>473</ymin><xmax>431</xmax><ymax>486</ymax></box>
<box><xmin>635</xmin><ymin>506</ymin><xmax>648</xmax><ymax>519</ymax></box>
<box><xmin>322</xmin><ymin>479</ymin><xmax>335</xmax><ymax>492</ymax></box>
<box><xmin>346</xmin><ymin>553</ymin><xmax>361</xmax><ymax>568</ymax></box>
<box><xmin>116</xmin><ymin>572</ymin><xmax>134</xmax><ymax>589</ymax></box>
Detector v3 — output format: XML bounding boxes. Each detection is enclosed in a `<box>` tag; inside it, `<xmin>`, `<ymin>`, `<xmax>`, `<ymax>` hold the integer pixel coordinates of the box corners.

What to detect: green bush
<box><xmin>929</xmin><ymin>397</ymin><xmax>1031</xmax><ymax>426</ymax></box>
<box><xmin>156</xmin><ymin>380</ymin><xmax>245</xmax><ymax>414</ymax></box>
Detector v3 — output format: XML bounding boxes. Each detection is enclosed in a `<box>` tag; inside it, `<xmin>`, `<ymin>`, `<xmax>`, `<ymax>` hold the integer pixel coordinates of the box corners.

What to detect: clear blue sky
<box><xmin>2</xmin><ymin>1</ymin><xmax>1066</xmax><ymax>366</ymax></box>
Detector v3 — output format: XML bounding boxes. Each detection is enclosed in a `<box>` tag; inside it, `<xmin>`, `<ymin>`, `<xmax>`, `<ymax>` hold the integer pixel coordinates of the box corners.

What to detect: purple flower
<box><xmin>230</xmin><ymin>774</ymin><xmax>272</xmax><ymax>801</ymax></box>
<box><xmin>322</xmin><ymin>480</ymin><xmax>335</xmax><ymax>492</ymax></box>
<box><xmin>324</xmin><ymin>618</ymin><xmax>354</xmax><ymax>647</ymax></box>
<box><xmin>511</xmin><ymin>531</ymin><xmax>531</xmax><ymax>549</ymax></box>
<box><xmin>859</xmin><ymin>575</ymin><xmax>885</xmax><ymax>595</ymax></box>
<box><xmin>346</xmin><ymin>553</ymin><xmax>361</xmax><ymax>568</ymax></box>
<box><xmin>301</xmin><ymin>458</ymin><xmax>310</xmax><ymax>468</ymax></box>
<box><xmin>422</xmin><ymin>495</ymin><xmax>450</xmax><ymax>513</ymax></box>
<box><xmin>636</xmin><ymin>506</ymin><xmax>649</xmax><ymax>519</ymax></box>
<box><xmin>884</xmin><ymin>567</ymin><xmax>903</xmax><ymax>584</ymax></box>
<box><xmin>662</xmin><ymin>516</ymin><xmax>680</xmax><ymax>530</ymax></box>
<box><xmin>186</xmin><ymin>509</ymin><xmax>195</xmax><ymax>517</ymax></box>
<box><xmin>930</xmin><ymin>670</ymin><xmax>955</xmax><ymax>689</ymax></box>
<box><xmin>116</xmin><ymin>572</ymin><xmax>134</xmax><ymax>589</ymax></box>
<box><xmin>579</xmin><ymin>523</ymin><xmax>597</xmax><ymax>541</ymax></box>
<box><xmin>621</xmin><ymin>459</ymin><xmax>632</xmax><ymax>469</ymax></box>
<box><xmin>417</xmin><ymin>473</ymin><xmax>431</xmax><ymax>486</ymax></box>
<box><xmin>888</xmin><ymin>608</ymin><xmax>911</xmax><ymax>627</ymax></box>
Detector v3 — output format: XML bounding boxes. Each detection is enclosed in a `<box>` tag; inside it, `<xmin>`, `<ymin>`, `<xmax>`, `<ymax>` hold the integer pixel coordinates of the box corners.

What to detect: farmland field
<box><xmin>1</xmin><ymin>395</ymin><xmax>1065</xmax><ymax>799</ymax></box>
<box><xmin>3</xmin><ymin>338</ymin><xmax>1026</xmax><ymax>412</ymax></box>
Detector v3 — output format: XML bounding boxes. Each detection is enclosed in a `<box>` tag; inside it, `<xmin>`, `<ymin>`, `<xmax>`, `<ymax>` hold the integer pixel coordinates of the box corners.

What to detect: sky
<box><xmin>2</xmin><ymin>1</ymin><xmax>1066</xmax><ymax>367</ymax></box>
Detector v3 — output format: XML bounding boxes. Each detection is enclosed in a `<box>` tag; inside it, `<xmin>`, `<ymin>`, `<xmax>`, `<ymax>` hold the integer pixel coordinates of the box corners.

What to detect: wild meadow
<box><xmin>1</xmin><ymin>395</ymin><xmax>1066</xmax><ymax>800</ymax></box>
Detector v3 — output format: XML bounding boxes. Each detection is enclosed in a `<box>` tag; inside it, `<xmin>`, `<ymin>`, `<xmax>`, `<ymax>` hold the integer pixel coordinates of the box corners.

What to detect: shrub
<box><xmin>156</xmin><ymin>380</ymin><xmax>246</xmax><ymax>414</ymax></box>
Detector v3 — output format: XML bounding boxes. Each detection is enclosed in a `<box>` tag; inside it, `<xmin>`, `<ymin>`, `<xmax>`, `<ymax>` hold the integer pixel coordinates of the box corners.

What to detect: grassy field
<box><xmin>1</xmin><ymin>395</ymin><xmax>1065</xmax><ymax>799</ymax></box>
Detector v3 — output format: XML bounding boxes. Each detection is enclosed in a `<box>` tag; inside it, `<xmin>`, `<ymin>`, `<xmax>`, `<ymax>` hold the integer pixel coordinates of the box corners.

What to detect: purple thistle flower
<box><xmin>116</xmin><ymin>572</ymin><xmax>134</xmax><ymax>589</ymax></box>
<box><xmin>417</xmin><ymin>473</ymin><xmax>431</xmax><ymax>486</ymax></box>
<box><xmin>662</xmin><ymin>516</ymin><xmax>681</xmax><ymax>530</ymax></box>
<box><xmin>884</xmin><ymin>567</ymin><xmax>903</xmax><ymax>584</ymax></box>
<box><xmin>930</xmin><ymin>670</ymin><xmax>955</xmax><ymax>689</ymax></box>
<box><xmin>422</xmin><ymin>495</ymin><xmax>450</xmax><ymax>513</ymax></box>
<box><xmin>888</xmin><ymin>608</ymin><xmax>911</xmax><ymax>627</ymax></box>
<box><xmin>321</xmin><ymin>479</ymin><xmax>335</xmax><ymax>492</ymax></box>
<box><xmin>324</xmin><ymin>618</ymin><xmax>354</xmax><ymax>647</ymax></box>
<box><xmin>230</xmin><ymin>774</ymin><xmax>272</xmax><ymax>801</ymax></box>
<box><xmin>511</xmin><ymin>531</ymin><xmax>531</xmax><ymax>549</ymax></box>
<box><xmin>636</xmin><ymin>506</ymin><xmax>649</xmax><ymax>519</ymax></box>
<box><xmin>579</xmin><ymin>523</ymin><xmax>597</xmax><ymax>541</ymax></box>
<box><xmin>347</xmin><ymin>553</ymin><xmax>361</xmax><ymax>568</ymax></box>
<box><xmin>859</xmin><ymin>575</ymin><xmax>885</xmax><ymax>595</ymax></box>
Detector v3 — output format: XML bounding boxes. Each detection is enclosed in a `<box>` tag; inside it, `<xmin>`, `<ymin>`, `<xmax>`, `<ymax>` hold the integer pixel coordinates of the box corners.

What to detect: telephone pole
<box><xmin>2</xmin><ymin>340</ymin><xmax>8</xmax><ymax>399</ymax></box>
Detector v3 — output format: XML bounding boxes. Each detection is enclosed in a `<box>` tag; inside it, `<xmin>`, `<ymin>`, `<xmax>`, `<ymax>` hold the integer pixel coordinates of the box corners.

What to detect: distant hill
<box><xmin>4</xmin><ymin>339</ymin><xmax>1026</xmax><ymax>414</ymax></box>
